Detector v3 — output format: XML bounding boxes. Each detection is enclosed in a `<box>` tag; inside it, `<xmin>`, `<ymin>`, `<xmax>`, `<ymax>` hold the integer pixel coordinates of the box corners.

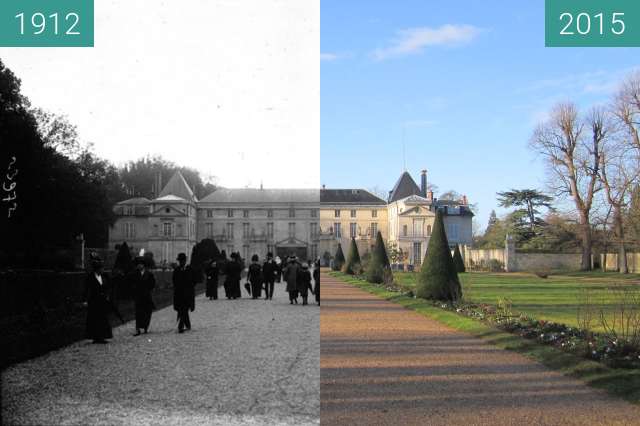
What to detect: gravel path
<box><xmin>320</xmin><ymin>273</ymin><xmax>640</xmax><ymax>426</ymax></box>
<box><xmin>2</xmin><ymin>281</ymin><xmax>319</xmax><ymax>425</ymax></box>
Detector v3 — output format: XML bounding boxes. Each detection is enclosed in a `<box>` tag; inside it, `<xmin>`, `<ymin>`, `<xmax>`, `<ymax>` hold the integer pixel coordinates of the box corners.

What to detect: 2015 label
<box><xmin>559</xmin><ymin>12</ymin><xmax>625</xmax><ymax>36</ymax></box>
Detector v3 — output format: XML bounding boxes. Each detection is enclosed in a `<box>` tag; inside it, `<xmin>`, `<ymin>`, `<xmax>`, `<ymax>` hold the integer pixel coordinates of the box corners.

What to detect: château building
<box><xmin>108</xmin><ymin>169</ymin><xmax>473</xmax><ymax>266</ymax></box>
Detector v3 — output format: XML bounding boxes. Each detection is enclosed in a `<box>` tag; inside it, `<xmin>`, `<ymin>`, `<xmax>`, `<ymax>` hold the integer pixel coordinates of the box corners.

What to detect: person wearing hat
<box><xmin>173</xmin><ymin>253</ymin><xmax>196</xmax><ymax>333</ymax></box>
<box><xmin>262</xmin><ymin>252</ymin><xmax>277</xmax><ymax>300</ymax></box>
<box><xmin>130</xmin><ymin>256</ymin><xmax>156</xmax><ymax>336</ymax></box>
<box><xmin>297</xmin><ymin>262</ymin><xmax>313</xmax><ymax>306</ymax></box>
<box><xmin>205</xmin><ymin>258</ymin><xmax>219</xmax><ymax>301</ymax></box>
<box><xmin>84</xmin><ymin>253</ymin><xmax>114</xmax><ymax>343</ymax></box>
<box><xmin>224</xmin><ymin>252</ymin><xmax>242</xmax><ymax>300</ymax></box>
<box><xmin>248</xmin><ymin>254</ymin><xmax>263</xmax><ymax>299</ymax></box>
<box><xmin>283</xmin><ymin>255</ymin><xmax>300</xmax><ymax>304</ymax></box>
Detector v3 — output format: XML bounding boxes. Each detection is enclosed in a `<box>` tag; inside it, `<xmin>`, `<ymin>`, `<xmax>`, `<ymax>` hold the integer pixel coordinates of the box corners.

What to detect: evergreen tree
<box><xmin>342</xmin><ymin>238</ymin><xmax>361</xmax><ymax>275</ymax></box>
<box><xmin>452</xmin><ymin>244</ymin><xmax>466</xmax><ymax>273</ymax></box>
<box><xmin>366</xmin><ymin>231</ymin><xmax>391</xmax><ymax>283</ymax></box>
<box><xmin>416</xmin><ymin>210</ymin><xmax>462</xmax><ymax>301</ymax></box>
<box><xmin>332</xmin><ymin>243</ymin><xmax>345</xmax><ymax>271</ymax></box>
<box><xmin>113</xmin><ymin>242</ymin><xmax>133</xmax><ymax>274</ymax></box>
<box><xmin>190</xmin><ymin>238</ymin><xmax>221</xmax><ymax>272</ymax></box>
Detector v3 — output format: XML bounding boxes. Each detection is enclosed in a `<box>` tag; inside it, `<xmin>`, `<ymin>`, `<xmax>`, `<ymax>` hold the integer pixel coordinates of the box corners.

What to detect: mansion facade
<box><xmin>108</xmin><ymin>169</ymin><xmax>473</xmax><ymax>266</ymax></box>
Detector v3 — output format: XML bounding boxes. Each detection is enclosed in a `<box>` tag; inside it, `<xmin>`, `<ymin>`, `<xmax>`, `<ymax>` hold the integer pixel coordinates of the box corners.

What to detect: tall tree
<box><xmin>496</xmin><ymin>189</ymin><xmax>554</xmax><ymax>235</ymax></box>
<box><xmin>530</xmin><ymin>103</ymin><xmax>606</xmax><ymax>270</ymax></box>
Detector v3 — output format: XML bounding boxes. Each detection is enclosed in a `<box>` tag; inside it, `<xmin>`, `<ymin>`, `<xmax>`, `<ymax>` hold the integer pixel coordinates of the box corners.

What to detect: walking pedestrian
<box><xmin>85</xmin><ymin>253</ymin><xmax>114</xmax><ymax>344</ymax></box>
<box><xmin>130</xmin><ymin>256</ymin><xmax>156</xmax><ymax>335</ymax></box>
<box><xmin>205</xmin><ymin>258</ymin><xmax>219</xmax><ymax>301</ymax></box>
<box><xmin>313</xmin><ymin>258</ymin><xmax>320</xmax><ymax>305</ymax></box>
<box><xmin>283</xmin><ymin>255</ymin><xmax>300</xmax><ymax>304</ymax></box>
<box><xmin>297</xmin><ymin>262</ymin><xmax>313</xmax><ymax>305</ymax></box>
<box><xmin>173</xmin><ymin>253</ymin><xmax>196</xmax><ymax>333</ymax></box>
<box><xmin>248</xmin><ymin>254</ymin><xmax>262</xmax><ymax>299</ymax></box>
<box><xmin>226</xmin><ymin>252</ymin><xmax>242</xmax><ymax>300</ymax></box>
<box><xmin>262</xmin><ymin>252</ymin><xmax>277</xmax><ymax>300</ymax></box>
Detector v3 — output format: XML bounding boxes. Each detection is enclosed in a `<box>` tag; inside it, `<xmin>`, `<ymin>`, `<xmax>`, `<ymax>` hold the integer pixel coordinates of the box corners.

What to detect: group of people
<box><xmin>83</xmin><ymin>250</ymin><xmax>321</xmax><ymax>343</ymax></box>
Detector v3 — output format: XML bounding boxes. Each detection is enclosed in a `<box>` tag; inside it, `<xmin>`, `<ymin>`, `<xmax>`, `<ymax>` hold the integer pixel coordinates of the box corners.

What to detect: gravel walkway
<box><xmin>320</xmin><ymin>273</ymin><xmax>640</xmax><ymax>426</ymax></box>
<box><xmin>2</xmin><ymin>281</ymin><xmax>319</xmax><ymax>425</ymax></box>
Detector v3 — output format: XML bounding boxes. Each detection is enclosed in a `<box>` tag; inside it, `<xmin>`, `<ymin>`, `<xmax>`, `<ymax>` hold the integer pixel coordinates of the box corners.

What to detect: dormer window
<box><xmin>165</xmin><ymin>208</ymin><xmax>170</xmax><ymax>213</ymax></box>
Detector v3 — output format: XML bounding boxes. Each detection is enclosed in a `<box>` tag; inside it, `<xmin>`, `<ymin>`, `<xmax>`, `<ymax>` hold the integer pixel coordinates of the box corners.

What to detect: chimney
<box><xmin>462</xmin><ymin>194</ymin><xmax>468</xmax><ymax>205</ymax></box>
<box><xmin>427</xmin><ymin>190</ymin><xmax>434</xmax><ymax>201</ymax></box>
<box><xmin>420</xmin><ymin>169</ymin><xmax>427</xmax><ymax>197</ymax></box>
<box><xmin>322</xmin><ymin>184</ymin><xmax>325</xmax><ymax>189</ymax></box>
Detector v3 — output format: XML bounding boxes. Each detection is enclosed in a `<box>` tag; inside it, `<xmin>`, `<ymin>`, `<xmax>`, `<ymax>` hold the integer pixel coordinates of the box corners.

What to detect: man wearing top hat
<box><xmin>130</xmin><ymin>255</ymin><xmax>156</xmax><ymax>336</ymax></box>
<box><xmin>173</xmin><ymin>253</ymin><xmax>196</xmax><ymax>333</ymax></box>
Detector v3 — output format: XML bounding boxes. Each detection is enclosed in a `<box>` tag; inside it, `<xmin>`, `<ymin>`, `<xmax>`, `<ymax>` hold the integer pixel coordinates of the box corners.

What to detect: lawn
<box><xmin>394</xmin><ymin>271</ymin><xmax>640</xmax><ymax>331</ymax></box>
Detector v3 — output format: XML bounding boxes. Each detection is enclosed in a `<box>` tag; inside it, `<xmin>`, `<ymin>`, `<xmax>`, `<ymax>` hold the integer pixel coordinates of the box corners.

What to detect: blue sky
<box><xmin>320</xmin><ymin>0</ymin><xmax>640</xmax><ymax>231</ymax></box>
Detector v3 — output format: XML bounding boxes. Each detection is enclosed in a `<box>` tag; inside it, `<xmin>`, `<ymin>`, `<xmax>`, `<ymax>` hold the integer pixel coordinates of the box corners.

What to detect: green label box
<box><xmin>546</xmin><ymin>0</ymin><xmax>640</xmax><ymax>47</ymax></box>
<box><xmin>0</xmin><ymin>0</ymin><xmax>93</xmax><ymax>47</ymax></box>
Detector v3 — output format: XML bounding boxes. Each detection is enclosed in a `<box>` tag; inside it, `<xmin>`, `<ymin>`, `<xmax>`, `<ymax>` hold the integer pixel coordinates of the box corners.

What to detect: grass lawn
<box><xmin>329</xmin><ymin>271</ymin><xmax>640</xmax><ymax>404</ymax></box>
<box><xmin>393</xmin><ymin>271</ymin><xmax>640</xmax><ymax>331</ymax></box>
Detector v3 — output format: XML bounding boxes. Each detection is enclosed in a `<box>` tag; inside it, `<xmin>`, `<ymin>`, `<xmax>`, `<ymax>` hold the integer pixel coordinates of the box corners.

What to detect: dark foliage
<box><xmin>416</xmin><ymin>210</ymin><xmax>461</xmax><ymax>301</ymax></box>
<box><xmin>366</xmin><ymin>231</ymin><xmax>391</xmax><ymax>283</ymax></box>
<box><xmin>342</xmin><ymin>238</ymin><xmax>361</xmax><ymax>275</ymax></box>
<box><xmin>332</xmin><ymin>243</ymin><xmax>345</xmax><ymax>271</ymax></box>
<box><xmin>452</xmin><ymin>244</ymin><xmax>466</xmax><ymax>273</ymax></box>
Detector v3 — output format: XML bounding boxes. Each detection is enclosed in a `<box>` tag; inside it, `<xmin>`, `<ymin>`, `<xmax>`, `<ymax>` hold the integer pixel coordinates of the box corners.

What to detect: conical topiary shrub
<box><xmin>452</xmin><ymin>244</ymin><xmax>466</xmax><ymax>273</ymax></box>
<box><xmin>416</xmin><ymin>210</ymin><xmax>462</xmax><ymax>301</ymax></box>
<box><xmin>342</xmin><ymin>238</ymin><xmax>361</xmax><ymax>275</ymax></box>
<box><xmin>366</xmin><ymin>231</ymin><xmax>391</xmax><ymax>283</ymax></box>
<box><xmin>113</xmin><ymin>242</ymin><xmax>133</xmax><ymax>274</ymax></box>
<box><xmin>332</xmin><ymin>243</ymin><xmax>345</xmax><ymax>271</ymax></box>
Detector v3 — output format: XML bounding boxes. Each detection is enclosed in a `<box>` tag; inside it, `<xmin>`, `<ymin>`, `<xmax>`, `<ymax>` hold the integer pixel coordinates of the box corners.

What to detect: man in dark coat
<box><xmin>130</xmin><ymin>256</ymin><xmax>156</xmax><ymax>335</ymax></box>
<box><xmin>226</xmin><ymin>253</ymin><xmax>243</xmax><ymax>299</ymax></box>
<box><xmin>262</xmin><ymin>252</ymin><xmax>277</xmax><ymax>300</ymax></box>
<box><xmin>297</xmin><ymin>263</ymin><xmax>313</xmax><ymax>305</ymax></box>
<box><xmin>205</xmin><ymin>258</ymin><xmax>219</xmax><ymax>300</ymax></box>
<box><xmin>173</xmin><ymin>253</ymin><xmax>196</xmax><ymax>333</ymax></box>
<box><xmin>248</xmin><ymin>254</ymin><xmax>262</xmax><ymax>299</ymax></box>
<box><xmin>283</xmin><ymin>256</ymin><xmax>300</xmax><ymax>304</ymax></box>
<box><xmin>85</xmin><ymin>253</ymin><xmax>114</xmax><ymax>343</ymax></box>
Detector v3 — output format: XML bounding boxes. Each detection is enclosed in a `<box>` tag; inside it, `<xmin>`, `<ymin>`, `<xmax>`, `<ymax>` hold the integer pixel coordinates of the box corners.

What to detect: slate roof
<box><xmin>320</xmin><ymin>189</ymin><xmax>386</xmax><ymax>205</ymax></box>
<box><xmin>158</xmin><ymin>171</ymin><xmax>197</xmax><ymax>202</ymax></box>
<box><xmin>116</xmin><ymin>197</ymin><xmax>151</xmax><ymax>205</ymax></box>
<box><xmin>154</xmin><ymin>195</ymin><xmax>187</xmax><ymax>203</ymax></box>
<box><xmin>388</xmin><ymin>171</ymin><xmax>422</xmax><ymax>203</ymax></box>
<box><xmin>199</xmin><ymin>188</ymin><xmax>319</xmax><ymax>204</ymax></box>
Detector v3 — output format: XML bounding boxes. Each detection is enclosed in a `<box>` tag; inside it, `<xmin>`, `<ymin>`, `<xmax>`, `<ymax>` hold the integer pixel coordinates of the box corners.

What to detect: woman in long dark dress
<box><xmin>131</xmin><ymin>256</ymin><xmax>156</xmax><ymax>335</ymax></box>
<box><xmin>297</xmin><ymin>262</ymin><xmax>313</xmax><ymax>306</ymax></box>
<box><xmin>205</xmin><ymin>259</ymin><xmax>219</xmax><ymax>300</ymax></box>
<box><xmin>85</xmin><ymin>254</ymin><xmax>113</xmax><ymax>343</ymax></box>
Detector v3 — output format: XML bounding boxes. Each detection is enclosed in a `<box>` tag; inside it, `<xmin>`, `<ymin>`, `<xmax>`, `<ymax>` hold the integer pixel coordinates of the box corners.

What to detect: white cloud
<box><xmin>372</xmin><ymin>24</ymin><xmax>483</xmax><ymax>60</ymax></box>
<box><xmin>320</xmin><ymin>52</ymin><xmax>339</xmax><ymax>61</ymax></box>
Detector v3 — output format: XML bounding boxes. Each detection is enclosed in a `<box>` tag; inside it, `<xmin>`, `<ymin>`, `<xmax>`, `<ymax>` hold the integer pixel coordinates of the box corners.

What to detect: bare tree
<box><xmin>613</xmin><ymin>71</ymin><xmax>640</xmax><ymax>150</ymax></box>
<box><xmin>599</xmin><ymin>131</ymin><xmax>639</xmax><ymax>273</ymax></box>
<box><xmin>530</xmin><ymin>103</ymin><xmax>605</xmax><ymax>270</ymax></box>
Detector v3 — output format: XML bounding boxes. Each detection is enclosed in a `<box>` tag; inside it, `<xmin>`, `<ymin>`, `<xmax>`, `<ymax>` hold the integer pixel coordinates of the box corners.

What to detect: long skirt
<box><xmin>86</xmin><ymin>299</ymin><xmax>112</xmax><ymax>340</ymax></box>
<box><xmin>135</xmin><ymin>297</ymin><xmax>154</xmax><ymax>330</ymax></box>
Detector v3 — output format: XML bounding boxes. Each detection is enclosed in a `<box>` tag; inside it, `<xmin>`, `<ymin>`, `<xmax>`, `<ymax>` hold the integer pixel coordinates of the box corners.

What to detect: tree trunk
<box><xmin>613</xmin><ymin>207</ymin><xmax>628</xmax><ymax>274</ymax></box>
<box><xmin>579</xmin><ymin>212</ymin><xmax>592</xmax><ymax>271</ymax></box>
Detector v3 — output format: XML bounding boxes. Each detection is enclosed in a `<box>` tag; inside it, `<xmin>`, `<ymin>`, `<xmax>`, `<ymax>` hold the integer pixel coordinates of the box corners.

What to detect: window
<box><xmin>267</xmin><ymin>222</ymin><xmax>274</xmax><ymax>239</ymax></box>
<box><xmin>427</xmin><ymin>225</ymin><xmax>432</xmax><ymax>236</ymax></box>
<box><xmin>152</xmin><ymin>224</ymin><xmax>158</xmax><ymax>236</ymax></box>
<box><xmin>413</xmin><ymin>242</ymin><xmax>422</xmax><ymax>266</ymax></box>
<box><xmin>334</xmin><ymin>223</ymin><xmax>342</xmax><ymax>239</ymax></box>
<box><xmin>402</xmin><ymin>224</ymin><xmax>408</xmax><ymax>237</ymax></box>
<box><xmin>372</xmin><ymin>209</ymin><xmax>378</xmax><ymax>218</ymax></box>
<box><xmin>267</xmin><ymin>209</ymin><xmax>273</xmax><ymax>218</ymax></box>
<box><xmin>177</xmin><ymin>224</ymin><xmax>183</xmax><ymax>236</ymax></box>
<box><xmin>205</xmin><ymin>223</ymin><xmax>213</xmax><ymax>237</ymax></box>
<box><xmin>267</xmin><ymin>244</ymin><xmax>274</xmax><ymax>254</ymax></box>
<box><xmin>124</xmin><ymin>222</ymin><xmax>136</xmax><ymax>239</ymax></box>
<box><xmin>243</xmin><ymin>245</ymin><xmax>249</xmax><ymax>262</ymax></box>
<box><xmin>413</xmin><ymin>219</ymin><xmax>424</xmax><ymax>237</ymax></box>
<box><xmin>243</xmin><ymin>209</ymin><xmax>249</xmax><ymax>218</ymax></box>
<box><xmin>310</xmin><ymin>222</ymin><xmax>318</xmax><ymax>239</ymax></box>
<box><xmin>226</xmin><ymin>223</ymin><xmax>234</xmax><ymax>238</ymax></box>
<box><xmin>206</xmin><ymin>209</ymin><xmax>213</xmax><ymax>218</ymax></box>
<box><xmin>371</xmin><ymin>222</ymin><xmax>378</xmax><ymax>237</ymax></box>
<box><xmin>288</xmin><ymin>222</ymin><xmax>296</xmax><ymax>238</ymax></box>
<box><xmin>350</xmin><ymin>209</ymin><xmax>356</xmax><ymax>218</ymax></box>
<box><xmin>165</xmin><ymin>208</ymin><xmax>170</xmax><ymax>213</ymax></box>
<box><xmin>163</xmin><ymin>222</ymin><xmax>173</xmax><ymax>237</ymax></box>
<box><xmin>311</xmin><ymin>244</ymin><xmax>318</xmax><ymax>260</ymax></box>
<box><xmin>243</xmin><ymin>223</ymin><xmax>250</xmax><ymax>238</ymax></box>
<box><xmin>334</xmin><ymin>209</ymin><xmax>340</xmax><ymax>218</ymax></box>
<box><xmin>289</xmin><ymin>208</ymin><xmax>295</xmax><ymax>218</ymax></box>
<box><xmin>350</xmin><ymin>222</ymin><xmax>357</xmax><ymax>238</ymax></box>
<box><xmin>447</xmin><ymin>223</ymin><xmax>459</xmax><ymax>240</ymax></box>
<box><xmin>227</xmin><ymin>209</ymin><xmax>234</xmax><ymax>218</ymax></box>
<box><xmin>310</xmin><ymin>209</ymin><xmax>317</xmax><ymax>218</ymax></box>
